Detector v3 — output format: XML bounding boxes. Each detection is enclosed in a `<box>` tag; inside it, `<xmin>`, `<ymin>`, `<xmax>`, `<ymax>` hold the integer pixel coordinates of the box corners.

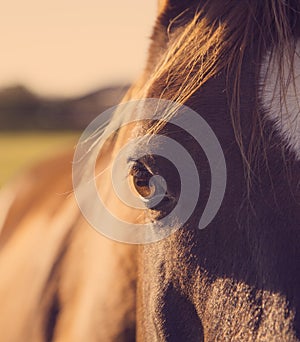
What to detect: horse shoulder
<box><xmin>0</xmin><ymin>150</ymin><xmax>137</xmax><ymax>341</ymax></box>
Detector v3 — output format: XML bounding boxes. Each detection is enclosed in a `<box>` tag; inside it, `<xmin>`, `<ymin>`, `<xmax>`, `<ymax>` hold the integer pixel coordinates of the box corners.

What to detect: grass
<box><xmin>0</xmin><ymin>131</ymin><xmax>80</xmax><ymax>187</ymax></box>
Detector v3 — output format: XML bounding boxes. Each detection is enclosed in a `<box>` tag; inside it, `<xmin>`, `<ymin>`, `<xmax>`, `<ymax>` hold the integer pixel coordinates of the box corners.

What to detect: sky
<box><xmin>0</xmin><ymin>1</ymin><xmax>157</xmax><ymax>97</ymax></box>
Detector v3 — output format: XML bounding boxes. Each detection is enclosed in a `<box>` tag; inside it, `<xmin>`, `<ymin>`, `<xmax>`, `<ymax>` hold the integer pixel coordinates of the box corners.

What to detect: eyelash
<box><xmin>129</xmin><ymin>161</ymin><xmax>152</xmax><ymax>180</ymax></box>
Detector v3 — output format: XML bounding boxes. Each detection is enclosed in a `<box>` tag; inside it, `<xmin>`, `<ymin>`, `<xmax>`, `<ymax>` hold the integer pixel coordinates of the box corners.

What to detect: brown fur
<box><xmin>135</xmin><ymin>1</ymin><xmax>300</xmax><ymax>341</ymax></box>
<box><xmin>0</xmin><ymin>1</ymin><xmax>300</xmax><ymax>341</ymax></box>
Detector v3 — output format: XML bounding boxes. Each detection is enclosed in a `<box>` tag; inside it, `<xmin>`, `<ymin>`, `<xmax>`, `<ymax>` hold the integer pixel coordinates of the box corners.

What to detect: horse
<box><xmin>0</xmin><ymin>0</ymin><xmax>300</xmax><ymax>340</ymax></box>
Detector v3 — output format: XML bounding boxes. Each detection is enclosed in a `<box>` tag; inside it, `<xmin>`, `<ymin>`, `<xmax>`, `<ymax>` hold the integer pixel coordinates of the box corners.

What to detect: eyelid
<box><xmin>128</xmin><ymin>160</ymin><xmax>154</xmax><ymax>177</ymax></box>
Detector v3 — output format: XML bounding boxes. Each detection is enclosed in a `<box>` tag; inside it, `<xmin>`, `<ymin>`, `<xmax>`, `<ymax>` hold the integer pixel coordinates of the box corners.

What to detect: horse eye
<box><xmin>129</xmin><ymin>161</ymin><xmax>156</xmax><ymax>200</ymax></box>
<box><xmin>128</xmin><ymin>158</ymin><xmax>179</xmax><ymax>217</ymax></box>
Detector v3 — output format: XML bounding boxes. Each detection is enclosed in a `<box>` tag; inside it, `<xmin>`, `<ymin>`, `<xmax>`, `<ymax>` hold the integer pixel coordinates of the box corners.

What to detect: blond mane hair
<box><xmin>122</xmin><ymin>1</ymin><xmax>299</xmax><ymax>158</ymax></box>
<box><xmin>93</xmin><ymin>0</ymin><xmax>300</xmax><ymax>202</ymax></box>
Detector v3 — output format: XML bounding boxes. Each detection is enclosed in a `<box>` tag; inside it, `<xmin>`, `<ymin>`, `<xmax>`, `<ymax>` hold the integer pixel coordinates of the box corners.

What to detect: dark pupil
<box><xmin>135</xmin><ymin>178</ymin><xmax>149</xmax><ymax>187</ymax></box>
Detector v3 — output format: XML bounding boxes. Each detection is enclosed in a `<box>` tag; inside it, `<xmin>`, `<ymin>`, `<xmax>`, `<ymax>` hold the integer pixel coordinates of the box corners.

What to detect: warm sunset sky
<box><xmin>0</xmin><ymin>1</ymin><xmax>157</xmax><ymax>97</ymax></box>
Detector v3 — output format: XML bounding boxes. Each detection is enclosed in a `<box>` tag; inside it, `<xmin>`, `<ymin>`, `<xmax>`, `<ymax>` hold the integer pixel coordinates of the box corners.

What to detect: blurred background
<box><xmin>0</xmin><ymin>0</ymin><xmax>156</xmax><ymax>186</ymax></box>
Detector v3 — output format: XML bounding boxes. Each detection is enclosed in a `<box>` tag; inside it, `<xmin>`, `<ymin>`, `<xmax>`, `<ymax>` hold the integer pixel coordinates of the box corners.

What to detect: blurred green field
<box><xmin>0</xmin><ymin>131</ymin><xmax>80</xmax><ymax>187</ymax></box>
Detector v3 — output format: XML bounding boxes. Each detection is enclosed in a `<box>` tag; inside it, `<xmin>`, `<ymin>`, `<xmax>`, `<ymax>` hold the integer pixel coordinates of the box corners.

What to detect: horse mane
<box><xmin>115</xmin><ymin>0</ymin><xmax>300</xmax><ymax>178</ymax></box>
